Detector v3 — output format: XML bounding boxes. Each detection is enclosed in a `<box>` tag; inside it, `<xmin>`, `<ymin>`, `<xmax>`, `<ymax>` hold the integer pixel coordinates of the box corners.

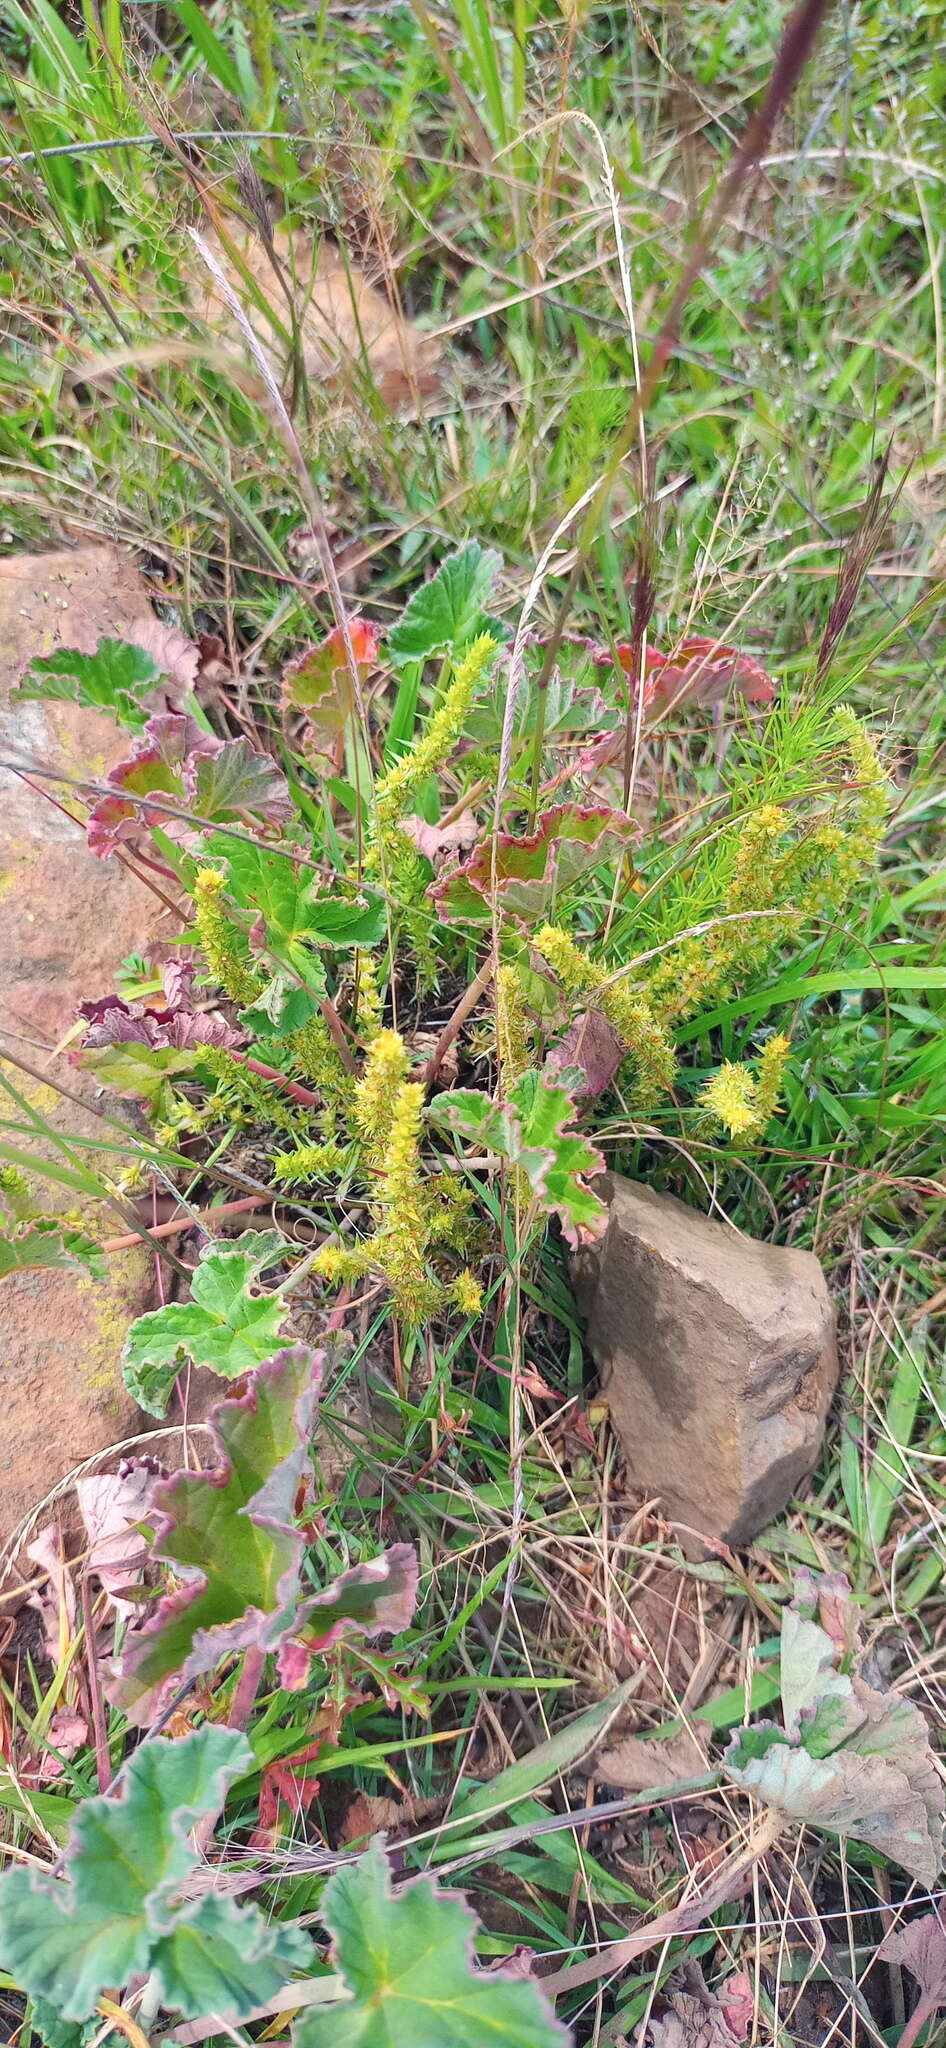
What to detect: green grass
<box><xmin>1</xmin><ymin>2</ymin><xmax>946</xmax><ymax>2043</ymax></box>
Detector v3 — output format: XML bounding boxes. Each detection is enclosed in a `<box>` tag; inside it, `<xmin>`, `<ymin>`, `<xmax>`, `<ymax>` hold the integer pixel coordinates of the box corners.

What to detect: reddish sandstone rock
<box><xmin>573</xmin><ymin>1175</ymin><xmax>838</xmax><ymax>1547</ymax></box>
<box><xmin>0</xmin><ymin>548</ymin><xmax>170</xmax><ymax>1553</ymax></box>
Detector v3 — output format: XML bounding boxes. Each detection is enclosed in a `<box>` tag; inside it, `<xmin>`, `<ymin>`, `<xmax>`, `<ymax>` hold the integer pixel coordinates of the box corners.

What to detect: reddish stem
<box><xmin>228</xmin><ymin>1049</ymin><xmax>320</xmax><ymax>1106</ymax></box>
<box><xmin>101</xmin><ymin>1192</ymin><xmax>271</xmax><ymax>1254</ymax></box>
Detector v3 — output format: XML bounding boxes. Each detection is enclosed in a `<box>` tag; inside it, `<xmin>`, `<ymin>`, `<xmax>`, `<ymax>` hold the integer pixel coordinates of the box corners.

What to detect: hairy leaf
<box><xmin>295</xmin><ymin>1840</ymin><xmax>566</xmax><ymax>2048</ymax></box>
<box><xmin>880</xmin><ymin>1905</ymin><xmax>946</xmax><ymax>2007</ymax></box>
<box><xmin>0</xmin><ymin>1728</ymin><xmax>309</xmax><ymax>2022</ymax></box>
<box><xmin>112</xmin><ymin>1348</ymin><xmax>419</xmax><ymax>1725</ymax></box>
<box><xmin>431</xmin><ymin>805</ymin><xmax>636</xmax><ymax>923</ymax></box>
<box><xmin>87</xmin><ymin>715</ymin><xmax>291</xmax><ymax>857</ymax></box>
<box><xmin>13</xmin><ymin>638</ymin><xmax>162</xmax><ymax>730</ymax></box>
<box><xmin>579</xmin><ymin>637</ymin><xmax>776</xmax><ymax>779</ymax></box>
<box><xmin>428</xmin><ymin>1071</ymin><xmax>606</xmax><ymax>1246</ymax></box>
<box><xmin>282</xmin><ymin>618</ymin><xmax>380</xmax><ymax>764</ymax></box>
<box><xmin>191</xmin><ymin>738</ymin><xmax>293</xmax><ymax>827</ymax></box>
<box><xmin>113</xmin><ymin>1345</ymin><xmax>320</xmax><ymax>1721</ymax></box>
<box><xmin>122</xmin><ymin>1234</ymin><xmax>290</xmax><ymax>1417</ymax></box>
<box><xmin>726</xmin><ymin>1727</ymin><xmax>939</xmax><ymax>1881</ymax></box>
<box><xmin>387</xmin><ymin>542</ymin><xmax>503</xmax><ymax>666</ymax></box>
<box><xmin>0</xmin><ymin>1224</ymin><xmax>105</xmax><ymax>1283</ymax></box>
<box><xmin>726</xmin><ymin>1571</ymin><xmax>943</xmax><ymax>1882</ymax></box>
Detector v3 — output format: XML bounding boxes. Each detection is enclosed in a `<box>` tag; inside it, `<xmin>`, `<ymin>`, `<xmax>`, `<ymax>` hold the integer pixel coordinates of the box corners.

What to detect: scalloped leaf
<box><xmin>13</xmin><ymin>638</ymin><xmax>162</xmax><ymax>730</ymax></box>
<box><xmin>87</xmin><ymin>715</ymin><xmax>292</xmax><ymax>857</ymax></box>
<box><xmin>191</xmin><ymin>737</ymin><xmax>293</xmax><ymax>826</ymax></box>
<box><xmin>725</xmin><ymin>1570</ymin><xmax>943</xmax><ymax>1882</ymax></box>
<box><xmin>204</xmin><ymin>834</ymin><xmax>385</xmax><ymax>1023</ymax></box>
<box><xmin>112</xmin><ymin>1347</ymin><xmax>419</xmax><ymax>1725</ymax></box>
<box><xmin>428</xmin><ymin>1070</ymin><xmax>606</xmax><ymax>1247</ymax></box>
<box><xmin>431</xmin><ymin>805</ymin><xmax>636</xmax><ymax>922</ymax></box>
<box><xmin>0</xmin><ymin>1727</ymin><xmax>310</xmax><ymax>2022</ymax></box>
<box><xmin>387</xmin><ymin>541</ymin><xmax>503</xmax><ymax>667</ymax></box>
<box><xmin>294</xmin><ymin>1839</ymin><xmax>566</xmax><ymax>2048</ymax></box>
<box><xmin>122</xmin><ymin>1233</ymin><xmax>290</xmax><ymax>1417</ymax></box>
<box><xmin>282</xmin><ymin>617</ymin><xmax>380</xmax><ymax>765</ymax></box>
<box><xmin>0</xmin><ymin>1224</ymin><xmax>105</xmax><ymax>1283</ymax></box>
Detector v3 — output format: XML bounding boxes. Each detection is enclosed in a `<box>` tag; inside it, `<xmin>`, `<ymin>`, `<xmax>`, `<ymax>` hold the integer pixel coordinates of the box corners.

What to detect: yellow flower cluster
<box><xmin>367</xmin><ymin>635</ymin><xmax>498</xmax><ymax>983</ymax></box>
<box><xmin>700</xmin><ymin>1033</ymin><xmax>791</xmax><ymax>1141</ymax></box>
<box><xmin>315</xmin><ymin>1029</ymin><xmax>483</xmax><ymax>1327</ymax></box>
<box><xmin>496</xmin><ymin>964</ymin><xmax>532</xmax><ymax>1091</ymax></box>
<box><xmin>192</xmin><ymin>869</ymin><xmax>262</xmax><ymax>1005</ymax></box>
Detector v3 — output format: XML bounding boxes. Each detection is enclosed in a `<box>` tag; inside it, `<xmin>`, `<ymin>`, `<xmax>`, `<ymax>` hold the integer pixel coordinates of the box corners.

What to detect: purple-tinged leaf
<box><xmin>880</xmin><ymin>1906</ymin><xmax>946</xmax><ymax>2007</ymax></box>
<box><xmin>111</xmin><ymin>1348</ymin><xmax>419</xmax><ymax>1726</ymax></box>
<box><xmin>189</xmin><ymin>737</ymin><xmax>293</xmax><ymax>826</ymax></box>
<box><xmin>399</xmin><ymin>811</ymin><xmax>480</xmax><ymax>866</ymax></box>
<box><xmin>278</xmin><ymin>1546</ymin><xmax>420</xmax><ymax>1689</ymax></box>
<box><xmin>544</xmin><ymin>1010</ymin><xmax>624</xmax><ymax>1101</ymax></box>
<box><xmin>431</xmin><ymin>804</ymin><xmax>636</xmax><ymax>922</ymax></box>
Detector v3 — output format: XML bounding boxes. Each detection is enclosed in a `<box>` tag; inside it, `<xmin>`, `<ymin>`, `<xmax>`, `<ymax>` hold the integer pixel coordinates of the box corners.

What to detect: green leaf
<box><xmin>112</xmin><ymin>1347</ymin><xmax>418</xmax><ymax>1725</ymax></box>
<box><xmin>206</xmin><ymin>837</ymin><xmax>385</xmax><ymax>997</ymax></box>
<box><xmin>387</xmin><ymin>543</ymin><xmax>503</xmax><ymax>666</ymax></box>
<box><xmin>14</xmin><ymin>640</ymin><xmax>160</xmax><ymax>730</ymax></box>
<box><xmin>294</xmin><ymin>1841</ymin><xmax>566</xmax><ymax>2048</ymax></box>
<box><xmin>0</xmin><ymin>1728</ymin><xmax>309</xmax><ymax>2022</ymax></box>
<box><xmin>81</xmin><ymin>1041</ymin><xmax>196</xmax><ymax>1113</ymax></box>
<box><xmin>0</xmin><ymin>1224</ymin><xmax>105</xmax><ymax>1283</ymax></box>
<box><xmin>428</xmin><ymin>1071</ymin><xmax>606</xmax><ymax>1247</ymax></box>
<box><xmin>122</xmin><ymin>1233</ymin><xmax>290</xmax><ymax>1417</ymax></box>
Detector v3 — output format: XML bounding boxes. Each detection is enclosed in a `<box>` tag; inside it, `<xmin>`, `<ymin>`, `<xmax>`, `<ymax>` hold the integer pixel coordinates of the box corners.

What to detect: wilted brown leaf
<box><xmin>195</xmin><ymin>228</ymin><xmax>442</xmax><ymax>410</ymax></box>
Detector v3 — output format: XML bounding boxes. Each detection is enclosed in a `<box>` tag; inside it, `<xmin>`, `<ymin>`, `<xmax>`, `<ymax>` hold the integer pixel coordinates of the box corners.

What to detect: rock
<box><xmin>194</xmin><ymin>228</ymin><xmax>443</xmax><ymax>411</ymax></box>
<box><xmin>573</xmin><ymin>1175</ymin><xmax>838</xmax><ymax>1547</ymax></box>
<box><xmin>0</xmin><ymin>548</ymin><xmax>170</xmax><ymax>1556</ymax></box>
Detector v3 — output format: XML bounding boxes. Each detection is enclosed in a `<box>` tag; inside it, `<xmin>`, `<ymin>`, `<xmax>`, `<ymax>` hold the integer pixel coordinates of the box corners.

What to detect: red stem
<box><xmin>229</xmin><ymin>1049</ymin><xmax>320</xmax><ymax>1106</ymax></box>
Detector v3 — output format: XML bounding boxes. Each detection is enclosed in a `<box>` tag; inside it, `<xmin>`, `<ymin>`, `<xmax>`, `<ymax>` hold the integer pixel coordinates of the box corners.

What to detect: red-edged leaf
<box><xmin>431</xmin><ymin>804</ymin><xmax>636</xmax><ymax>922</ymax></box>
<box><xmin>278</xmin><ymin>1547</ymin><xmax>420</xmax><ymax>1690</ymax></box>
<box><xmin>580</xmin><ymin>637</ymin><xmax>776</xmax><ymax>778</ymax></box>
<box><xmin>85</xmin><ymin>712</ymin><xmax>197</xmax><ymax>856</ymax></box>
<box><xmin>110</xmin><ymin>1347</ymin><xmax>419</xmax><ymax>1727</ymax></box>
<box><xmin>282</xmin><ymin>617</ymin><xmax>381</xmax><ymax>765</ymax></box>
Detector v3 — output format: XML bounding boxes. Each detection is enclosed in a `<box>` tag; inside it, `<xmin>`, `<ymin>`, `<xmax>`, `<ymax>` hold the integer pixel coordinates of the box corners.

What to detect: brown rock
<box><xmin>574</xmin><ymin>1175</ymin><xmax>838</xmax><ymax>1547</ymax></box>
<box><xmin>194</xmin><ymin>228</ymin><xmax>442</xmax><ymax>411</ymax></box>
<box><xmin>0</xmin><ymin>548</ymin><xmax>171</xmax><ymax>1555</ymax></box>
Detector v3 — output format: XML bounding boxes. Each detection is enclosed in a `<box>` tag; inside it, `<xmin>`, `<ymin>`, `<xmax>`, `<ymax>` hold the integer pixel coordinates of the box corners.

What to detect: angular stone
<box><xmin>573</xmin><ymin>1175</ymin><xmax>838</xmax><ymax>1547</ymax></box>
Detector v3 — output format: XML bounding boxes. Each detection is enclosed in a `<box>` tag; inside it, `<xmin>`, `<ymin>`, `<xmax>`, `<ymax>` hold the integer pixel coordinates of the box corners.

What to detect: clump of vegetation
<box><xmin>1</xmin><ymin>0</ymin><xmax>945</xmax><ymax>2043</ymax></box>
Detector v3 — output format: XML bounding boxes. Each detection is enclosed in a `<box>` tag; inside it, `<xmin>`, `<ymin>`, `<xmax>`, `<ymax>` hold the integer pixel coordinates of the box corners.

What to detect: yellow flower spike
<box><xmin>354</xmin><ymin>1029</ymin><xmax>411</xmax><ymax>1160</ymax></box>
<box><xmin>193</xmin><ymin>869</ymin><xmax>262</xmax><ymax>1004</ymax></box>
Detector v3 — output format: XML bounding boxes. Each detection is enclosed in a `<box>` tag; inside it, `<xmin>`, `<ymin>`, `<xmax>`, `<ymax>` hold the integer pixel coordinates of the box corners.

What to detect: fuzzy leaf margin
<box><xmin>111</xmin><ymin>1346</ymin><xmax>419</xmax><ymax>1726</ymax></box>
<box><xmin>0</xmin><ymin>1727</ymin><xmax>310</xmax><ymax>2022</ymax></box>
<box><xmin>294</xmin><ymin>1839</ymin><xmax>566</xmax><ymax>2048</ymax></box>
